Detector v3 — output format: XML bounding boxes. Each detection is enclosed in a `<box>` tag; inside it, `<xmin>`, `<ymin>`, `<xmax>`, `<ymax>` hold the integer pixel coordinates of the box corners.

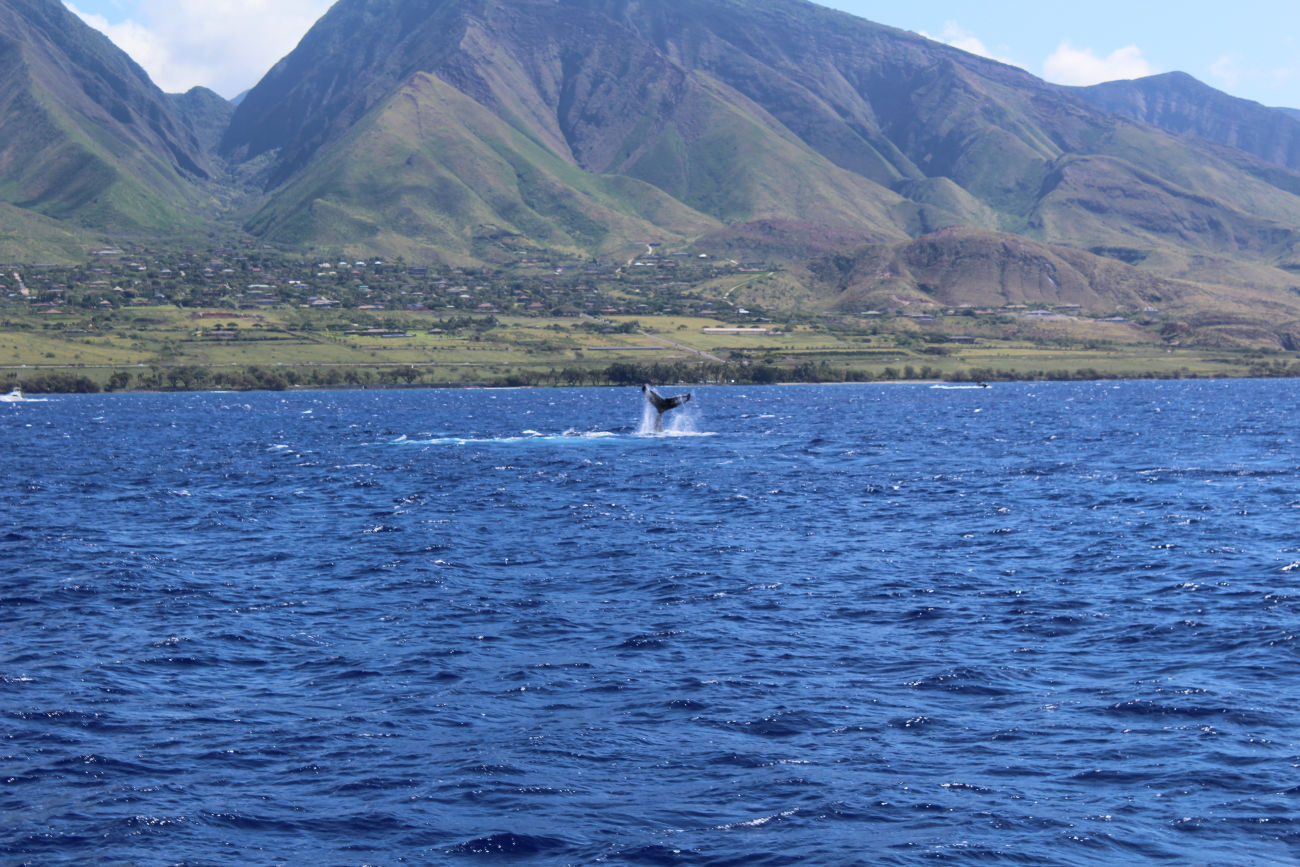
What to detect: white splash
<box><xmin>637</xmin><ymin>396</ymin><xmax>701</xmax><ymax>436</ymax></box>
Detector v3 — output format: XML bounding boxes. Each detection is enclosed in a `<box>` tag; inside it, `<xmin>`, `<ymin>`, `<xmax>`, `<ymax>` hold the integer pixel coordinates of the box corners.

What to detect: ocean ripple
<box><xmin>3</xmin><ymin>382</ymin><xmax>1299</xmax><ymax>864</ymax></box>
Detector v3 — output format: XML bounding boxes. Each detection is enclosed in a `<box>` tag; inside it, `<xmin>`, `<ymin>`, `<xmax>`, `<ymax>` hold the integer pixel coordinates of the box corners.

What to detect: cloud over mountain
<box><xmin>69</xmin><ymin>0</ymin><xmax>332</xmax><ymax>97</ymax></box>
<box><xmin>1043</xmin><ymin>40</ymin><xmax>1157</xmax><ymax>86</ymax></box>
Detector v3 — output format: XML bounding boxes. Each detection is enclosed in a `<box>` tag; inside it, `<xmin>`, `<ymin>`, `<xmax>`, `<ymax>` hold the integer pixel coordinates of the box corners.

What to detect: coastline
<box><xmin>7</xmin><ymin>374</ymin><xmax>1297</xmax><ymax>397</ymax></box>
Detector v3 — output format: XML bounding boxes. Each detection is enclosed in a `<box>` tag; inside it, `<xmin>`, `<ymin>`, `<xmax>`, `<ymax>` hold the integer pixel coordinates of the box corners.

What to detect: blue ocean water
<box><xmin>3</xmin><ymin>381</ymin><xmax>1299</xmax><ymax>865</ymax></box>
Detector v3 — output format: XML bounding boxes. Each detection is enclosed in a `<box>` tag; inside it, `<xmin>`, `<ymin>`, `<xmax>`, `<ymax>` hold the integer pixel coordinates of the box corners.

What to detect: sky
<box><xmin>67</xmin><ymin>0</ymin><xmax>1300</xmax><ymax>109</ymax></box>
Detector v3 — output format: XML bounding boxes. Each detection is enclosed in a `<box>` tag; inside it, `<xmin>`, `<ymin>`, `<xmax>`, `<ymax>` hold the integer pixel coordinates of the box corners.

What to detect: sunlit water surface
<box><xmin>3</xmin><ymin>381</ymin><xmax>1299</xmax><ymax>865</ymax></box>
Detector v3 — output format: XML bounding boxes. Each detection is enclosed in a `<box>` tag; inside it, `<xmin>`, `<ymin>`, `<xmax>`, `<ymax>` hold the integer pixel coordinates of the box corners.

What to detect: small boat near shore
<box><xmin>0</xmin><ymin>386</ymin><xmax>45</xmax><ymax>403</ymax></box>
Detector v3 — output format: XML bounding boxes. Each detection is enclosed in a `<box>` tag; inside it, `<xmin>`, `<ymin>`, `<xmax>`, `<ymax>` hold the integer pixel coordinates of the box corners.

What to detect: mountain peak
<box><xmin>1072</xmin><ymin>70</ymin><xmax>1300</xmax><ymax>172</ymax></box>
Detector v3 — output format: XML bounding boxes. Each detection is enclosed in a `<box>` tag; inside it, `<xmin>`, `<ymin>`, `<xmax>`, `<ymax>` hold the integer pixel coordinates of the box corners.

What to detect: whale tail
<box><xmin>642</xmin><ymin>384</ymin><xmax>691</xmax><ymax>432</ymax></box>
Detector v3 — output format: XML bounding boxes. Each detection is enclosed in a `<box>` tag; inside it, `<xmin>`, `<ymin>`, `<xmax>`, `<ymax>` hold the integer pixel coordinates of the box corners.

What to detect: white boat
<box><xmin>0</xmin><ymin>387</ymin><xmax>23</xmax><ymax>402</ymax></box>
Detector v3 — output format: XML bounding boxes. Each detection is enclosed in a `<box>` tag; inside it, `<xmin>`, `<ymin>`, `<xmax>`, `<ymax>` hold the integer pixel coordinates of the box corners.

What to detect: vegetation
<box><xmin>8</xmin><ymin>0</ymin><xmax>1300</xmax><ymax>364</ymax></box>
<box><xmin>3</xmin><ymin>246</ymin><xmax>1296</xmax><ymax>392</ymax></box>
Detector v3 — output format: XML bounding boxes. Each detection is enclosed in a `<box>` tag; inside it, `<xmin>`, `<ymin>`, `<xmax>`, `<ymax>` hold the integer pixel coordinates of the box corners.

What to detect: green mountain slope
<box><xmin>0</xmin><ymin>200</ymin><xmax>103</xmax><ymax>262</ymax></box>
<box><xmin>243</xmin><ymin>71</ymin><xmax>725</xmax><ymax>263</ymax></box>
<box><xmin>226</xmin><ymin>0</ymin><xmax>950</xmax><ymax>257</ymax></box>
<box><xmin>584</xmin><ymin>0</ymin><xmax>1300</xmax><ymax>268</ymax></box>
<box><xmin>221</xmin><ymin>0</ymin><xmax>1300</xmax><ymax>299</ymax></box>
<box><xmin>0</xmin><ymin>0</ymin><xmax>215</xmax><ymax>236</ymax></box>
<box><xmin>5</xmin><ymin>0</ymin><xmax>1300</xmax><ymax>345</ymax></box>
<box><xmin>169</xmin><ymin>86</ymin><xmax>235</xmax><ymax>153</ymax></box>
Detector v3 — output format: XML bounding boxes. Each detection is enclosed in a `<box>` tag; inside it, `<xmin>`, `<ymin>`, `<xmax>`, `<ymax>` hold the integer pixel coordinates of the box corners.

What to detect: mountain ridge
<box><xmin>222</xmin><ymin>0</ymin><xmax>1300</xmax><ymax>280</ymax></box>
<box><xmin>1072</xmin><ymin>71</ymin><xmax>1300</xmax><ymax>174</ymax></box>
<box><xmin>0</xmin><ymin>0</ymin><xmax>216</xmax><ymax>235</ymax></box>
<box><xmin>5</xmin><ymin>0</ymin><xmax>1300</xmax><ymax>346</ymax></box>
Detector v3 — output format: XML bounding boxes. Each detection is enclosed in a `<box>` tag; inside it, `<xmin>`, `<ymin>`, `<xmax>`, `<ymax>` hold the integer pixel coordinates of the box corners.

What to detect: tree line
<box><xmin>9</xmin><ymin>356</ymin><xmax>1278</xmax><ymax>395</ymax></box>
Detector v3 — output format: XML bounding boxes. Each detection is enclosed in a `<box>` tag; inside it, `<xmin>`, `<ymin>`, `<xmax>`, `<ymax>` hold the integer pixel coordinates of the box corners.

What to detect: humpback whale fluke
<box><xmin>642</xmin><ymin>384</ymin><xmax>691</xmax><ymax>432</ymax></box>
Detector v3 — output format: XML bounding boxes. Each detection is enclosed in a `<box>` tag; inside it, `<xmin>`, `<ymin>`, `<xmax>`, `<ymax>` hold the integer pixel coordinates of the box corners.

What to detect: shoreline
<box><xmin>7</xmin><ymin>374</ymin><xmax>1299</xmax><ymax>397</ymax></box>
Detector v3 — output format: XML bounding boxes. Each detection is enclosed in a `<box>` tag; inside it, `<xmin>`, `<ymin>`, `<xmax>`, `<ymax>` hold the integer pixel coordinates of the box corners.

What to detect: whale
<box><xmin>642</xmin><ymin>384</ymin><xmax>691</xmax><ymax>432</ymax></box>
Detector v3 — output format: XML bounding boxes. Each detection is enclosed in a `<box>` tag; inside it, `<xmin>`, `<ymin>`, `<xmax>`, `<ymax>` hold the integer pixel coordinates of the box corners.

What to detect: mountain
<box><xmin>1072</xmin><ymin>72</ymin><xmax>1300</xmax><ymax>173</ymax></box>
<box><xmin>0</xmin><ymin>200</ymin><xmax>101</xmax><ymax>262</ymax></box>
<box><xmin>4</xmin><ymin>0</ymin><xmax>1300</xmax><ymax>345</ymax></box>
<box><xmin>219</xmin><ymin>0</ymin><xmax>1300</xmax><ymax>292</ymax></box>
<box><xmin>222</xmin><ymin>0</ymin><xmax>943</xmax><ymax>262</ymax></box>
<box><xmin>0</xmin><ymin>0</ymin><xmax>213</xmax><ymax>237</ymax></box>
<box><xmin>169</xmin><ymin>86</ymin><xmax>235</xmax><ymax>153</ymax></box>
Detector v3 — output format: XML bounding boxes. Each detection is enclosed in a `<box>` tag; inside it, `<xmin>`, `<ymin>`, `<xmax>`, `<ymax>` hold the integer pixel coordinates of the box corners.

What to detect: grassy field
<box><xmin>1</xmin><ymin>305</ymin><xmax>1295</xmax><ymax>391</ymax></box>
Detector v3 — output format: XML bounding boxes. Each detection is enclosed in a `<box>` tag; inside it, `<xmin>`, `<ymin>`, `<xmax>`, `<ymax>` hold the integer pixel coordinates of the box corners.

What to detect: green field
<box><xmin>3</xmin><ymin>304</ymin><xmax>1297</xmax><ymax>392</ymax></box>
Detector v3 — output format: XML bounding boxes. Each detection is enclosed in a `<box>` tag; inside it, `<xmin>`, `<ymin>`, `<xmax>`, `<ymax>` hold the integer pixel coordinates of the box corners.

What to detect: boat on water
<box><xmin>1</xmin><ymin>386</ymin><xmax>26</xmax><ymax>402</ymax></box>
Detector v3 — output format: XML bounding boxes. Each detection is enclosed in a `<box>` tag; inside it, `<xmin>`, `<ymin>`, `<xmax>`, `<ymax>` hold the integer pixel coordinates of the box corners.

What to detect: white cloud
<box><xmin>70</xmin><ymin>0</ymin><xmax>334</xmax><ymax>98</ymax></box>
<box><xmin>921</xmin><ymin>21</ymin><xmax>1023</xmax><ymax>69</ymax></box>
<box><xmin>1042</xmin><ymin>41</ymin><xmax>1156</xmax><ymax>87</ymax></box>
<box><xmin>1209</xmin><ymin>54</ymin><xmax>1243</xmax><ymax>91</ymax></box>
<box><xmin>68</xmin><ymin>5</ymin><xmax>171</xmax><ymax>80</ymax></box>
<box><xmin>1209</xmin><ymin>53</ymin><xmax>1299</xmax><ymax>105</ymax></box>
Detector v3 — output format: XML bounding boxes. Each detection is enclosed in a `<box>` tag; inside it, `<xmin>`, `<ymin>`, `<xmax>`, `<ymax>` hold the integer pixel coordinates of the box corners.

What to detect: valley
<box><xmin>4</xmin><ymin>0</ymin><xmax>1300</xmax><ymax>383</ymax></box>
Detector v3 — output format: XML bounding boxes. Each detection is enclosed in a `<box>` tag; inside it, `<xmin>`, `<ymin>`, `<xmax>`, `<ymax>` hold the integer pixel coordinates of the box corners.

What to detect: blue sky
<box><xmin>68</xmin><ymin>0</ymin><xmax>1299</xmax><ymax>109</ymax></box>
<box><xmin>835</xmin><ymin>0</ymin><xmax>1299</xmax><ymax>107</ymax></box>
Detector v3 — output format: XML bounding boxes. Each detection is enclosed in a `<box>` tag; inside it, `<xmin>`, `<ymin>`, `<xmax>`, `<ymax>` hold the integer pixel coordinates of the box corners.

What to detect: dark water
<box><xmin>3</xmin><ymin>381</ymin><xmax>1299</xmax><ymax>865</ymax></box>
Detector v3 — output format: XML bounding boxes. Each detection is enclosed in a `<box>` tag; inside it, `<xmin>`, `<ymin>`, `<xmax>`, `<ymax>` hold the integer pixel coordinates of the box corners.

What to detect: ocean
<box><xmin>3</xmin><ymin>381</ymin><xmax>1298</xmax><ymax>865</ymax></box>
